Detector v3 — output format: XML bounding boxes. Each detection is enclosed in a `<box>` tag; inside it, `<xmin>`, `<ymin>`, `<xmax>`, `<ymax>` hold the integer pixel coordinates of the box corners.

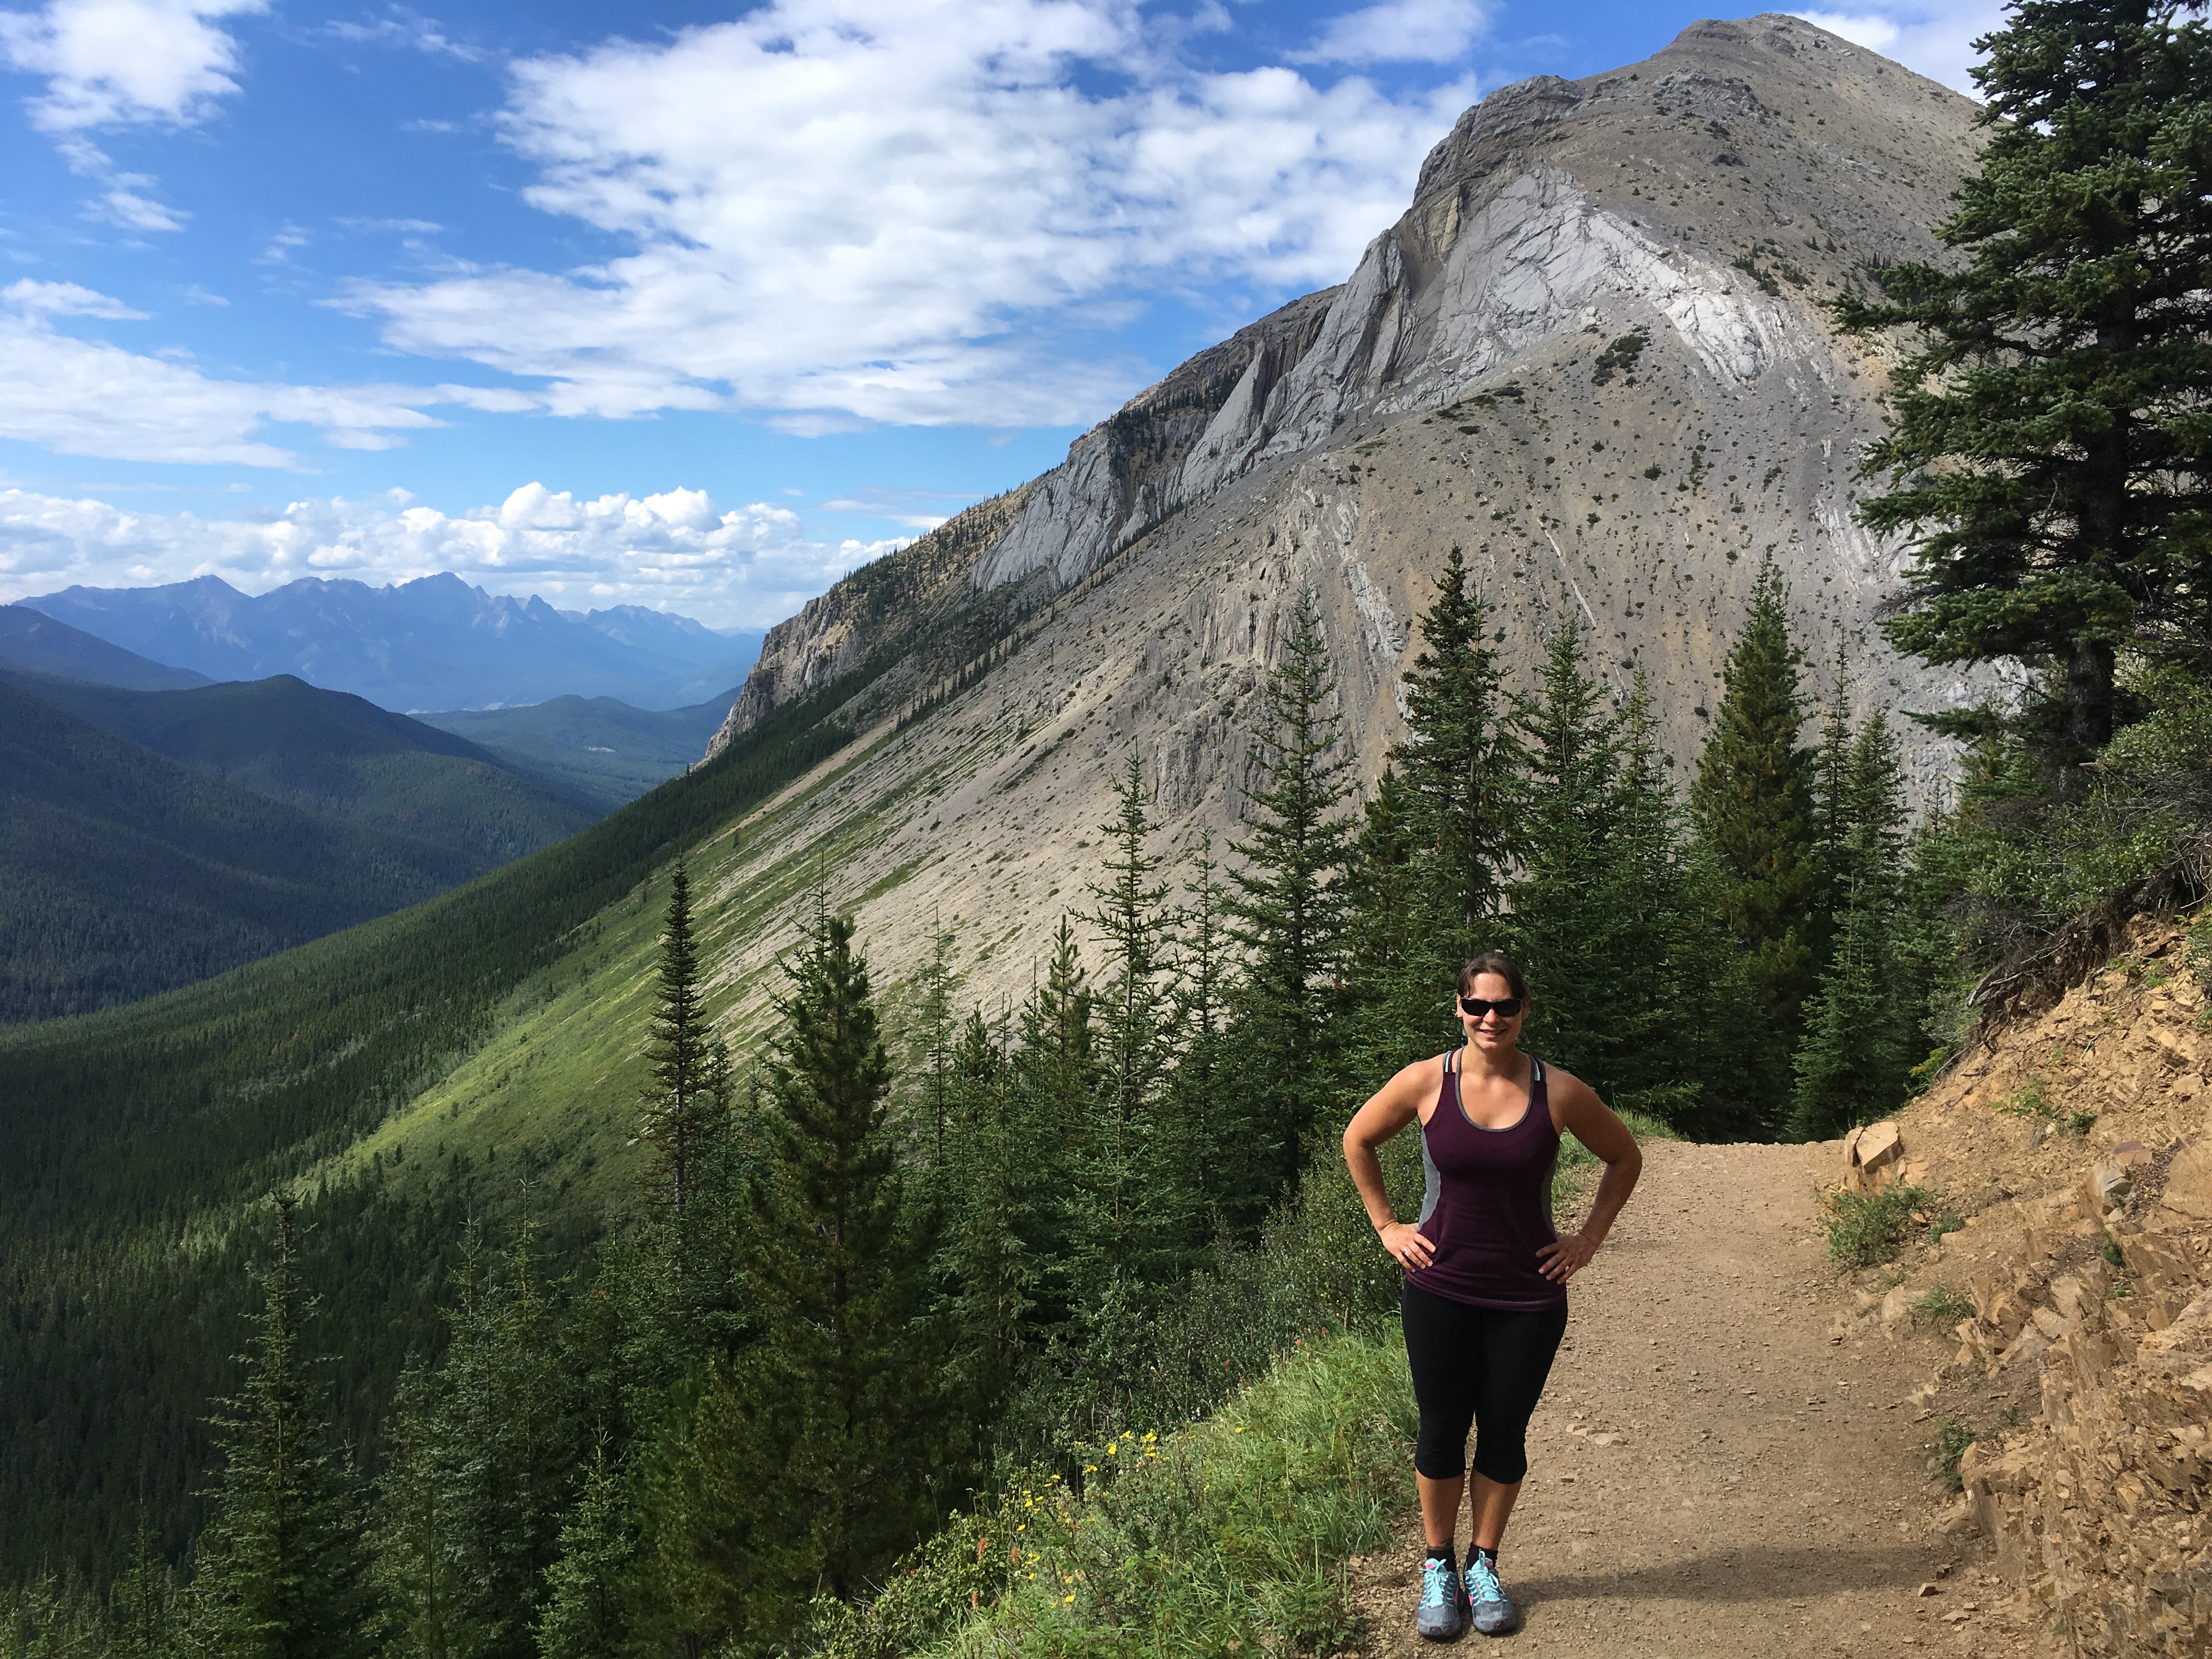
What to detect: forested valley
<box><xmin>7</xmin><ymin>0</ymin><xmax>2212</xmax><ymax>1652</ymax></box>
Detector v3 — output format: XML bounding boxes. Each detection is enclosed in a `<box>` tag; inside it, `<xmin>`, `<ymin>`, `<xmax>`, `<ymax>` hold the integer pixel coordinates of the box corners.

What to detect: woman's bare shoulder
<box><xmin>1538</xmin><ymin>1059</ymin><xmax>1606</xmax><ymax>1115</ymax></box>
<box><xmin>1392</xmin><ymin>1051</ymin><xmax>1451</xmax><ymax>1093</ymax></box>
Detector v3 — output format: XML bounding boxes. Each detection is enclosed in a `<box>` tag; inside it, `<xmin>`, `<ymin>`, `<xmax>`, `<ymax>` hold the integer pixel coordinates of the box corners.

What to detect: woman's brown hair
<box><xmin>1458</xmin><ymin>951</ymin><xmax>1528</xmax><ymax>999</ymax></box>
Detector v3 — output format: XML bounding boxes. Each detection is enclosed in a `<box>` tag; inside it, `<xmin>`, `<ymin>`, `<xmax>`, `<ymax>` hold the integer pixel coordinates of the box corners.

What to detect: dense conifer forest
<box><xmin>5</xmin><ymin>0</ymin><xmax>2212</xmax><ymax>1651</ymax></box>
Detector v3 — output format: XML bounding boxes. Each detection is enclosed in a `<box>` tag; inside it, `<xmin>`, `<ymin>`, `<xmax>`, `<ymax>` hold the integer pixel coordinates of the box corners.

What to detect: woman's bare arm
<box><xmin>1342</xmin><ymin>1058</ymin><xmax>1441</xmax><ymax>1271</ymax></box>
<box><xmin>1536</xmin><ymin>1071</ymin><xmax>1643</xmax><ymax>1283</ymax></box>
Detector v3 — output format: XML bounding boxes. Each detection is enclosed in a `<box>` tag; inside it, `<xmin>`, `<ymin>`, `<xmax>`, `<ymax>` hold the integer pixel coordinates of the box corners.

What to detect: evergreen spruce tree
<box><xmin>935</xmin><ymin>1008</ymin><xmax>1035</xmax><ymax>1424</ymax></box>
<box><xmin>1225</xmin><ymin>589</ymin><xmax>1356</xmax><ymax>1187</ymax></box>
<box><xmin>530</xmin><ymin>1440</ymin><xmax>633</xmax><ymax>1659</ymax></box>
<box><xmin>1508</xmin><ymin>616</ymin><xmax>1630</xmax><ymax>1077</ymax></box>
<box><xmin>367</xmin><ymin>1367</ymin><xmax>454</xmax><ymax>1659</ymax></box>
<box><xmin>1011</xmin><ymin>918</ymin><xmax>1093</xmax><ymax>1330</ymax></box>
<box><xmin>369</xmin><ymin>1224</ymin><xmax>574</xmax><ymax>1659</ymax></box>
<box><xmin>668</xmin><ymin>910</ymin><xmax>945</xmax><ymax>1641</ymax></box>
<box><xmin>1508</xmin><ymin>635</ymin><xmax>1730</xmax><ymax>1125</ymax></box>
<box><xmin>907</xmin><ymin>918</ymin><xmax>963</xmax><ymax>1165</ymax></box>
<box><xmin>431</xmin><ymin>1229</ymin><xmax>572</xmax><ymax>1659</ymax></box>
<box><xmin>1835</xmin><ymin>0</ymin><xmax>2212</xmax><ymax>760</ymax></box>
<box><xmin>188</xmin><ymin>1198</ymin><xmax>376</xmax><ymax>1659</ymax></box>
<box><xmin>1790</xmin><ymin>711</ymin><xmax>1916</xmax><ymax>1138</ymax></box>
<box><xmin>1165</xmin><ymin>833</ymin><xmax>1237</xmax><ymax>1228</ymax></box>
<box><xmin>1691</xmin><ymin>557</ymin><xmax>1819</xmax><ymax>1122</ymax></box>
<box><xmin>1341</xmin><ymin>766</ymin><xmax>1442</xmax><ymax>1079</ymax></box>
<box><xmin>631</xmin><ymin>861</ymin><xmax>748</xmax><ymax>1389</ymax></box>
<box><xmin>111</xmin><ymin>1513</ymin><xmax>178</xmax><ymax>1659</ymax></box>
<box><xmin>1392</xmin><ymin>547</ymin><xmax>1523</xmax><ymax>947</ymax></box>
<box><xmin>639</xmin><ymin>862</ymin><xmax>714</xmax><ymax>1216</ymax></box>
<box><xmin>1076</xmin><ymin>753</ymin><xmax>1181</xmax><ymax>1285</ymax></box>
<box><xmin>1808</xmin><ymin>640</ymin><xmax>1858</xmax><ymax>973</ymax></box>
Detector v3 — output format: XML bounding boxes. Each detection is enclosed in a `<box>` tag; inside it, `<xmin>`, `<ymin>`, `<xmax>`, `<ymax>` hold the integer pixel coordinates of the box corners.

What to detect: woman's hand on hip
<box><xmin>1536</xmin><ymin>1231</ymin><xmax>1599</xmax><ymax>1283</ymax></box>
<box><xmin>1378</xmin><ymin>1221</ymin><xmax>1435</xmax><ymax>1271</ymax></box>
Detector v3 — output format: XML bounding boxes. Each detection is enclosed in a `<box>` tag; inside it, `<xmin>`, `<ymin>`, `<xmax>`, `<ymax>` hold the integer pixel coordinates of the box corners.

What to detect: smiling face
<box><xmin>1457</xmin><ymin>970</ymin><xmax>1527</xmax><ymax>1055</ymax></box>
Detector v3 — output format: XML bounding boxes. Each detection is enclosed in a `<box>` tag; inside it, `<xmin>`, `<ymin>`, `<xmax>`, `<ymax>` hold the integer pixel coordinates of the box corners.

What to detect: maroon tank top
<box><xmin>1403</xmin><ymin>1048</ymin><xmax>1567</xmax><ymax>1312</ymax></box>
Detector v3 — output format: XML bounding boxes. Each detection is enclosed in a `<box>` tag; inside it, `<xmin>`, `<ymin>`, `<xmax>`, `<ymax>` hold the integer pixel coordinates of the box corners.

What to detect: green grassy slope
<box><xmin>807</xmin><ymin>1333</ymin><xmax>1416</xmax><ymax>1658</ymax></box>
<box><xmin>0</xmin><ymin>680</ymin><xmax>497</xmax><ymax>1024</ymax></box>
<box><xmin>416</xmin><ymin>688</ymin><xmax>741</xmax><ymax>811</ymax></box>
<box><xmin>0</xmin><ymin>670</ymin><xmax>599</xmax><ymax>860</ymax></box>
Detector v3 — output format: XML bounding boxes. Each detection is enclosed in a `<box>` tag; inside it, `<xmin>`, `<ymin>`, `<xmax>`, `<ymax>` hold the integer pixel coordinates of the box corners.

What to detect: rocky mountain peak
<box><xmin>698</xmin><ymin>16</ymin><xmax>1989</xmax><ymax>1007</ymax></box>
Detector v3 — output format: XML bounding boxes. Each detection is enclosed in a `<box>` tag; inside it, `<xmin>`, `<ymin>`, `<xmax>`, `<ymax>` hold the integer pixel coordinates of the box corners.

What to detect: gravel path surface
<box><xmin>1349</xmin><ymin>1139</ymin><xmax>2051</xmax><ymax>1657</ymax></box>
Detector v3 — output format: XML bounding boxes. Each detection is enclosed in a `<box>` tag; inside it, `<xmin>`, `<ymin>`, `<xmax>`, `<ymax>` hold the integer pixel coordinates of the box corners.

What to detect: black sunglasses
<box><xmin>1459</xmin><ymin>995</ymin><xmax>1524</xmax><ymax>1019</ymax></box>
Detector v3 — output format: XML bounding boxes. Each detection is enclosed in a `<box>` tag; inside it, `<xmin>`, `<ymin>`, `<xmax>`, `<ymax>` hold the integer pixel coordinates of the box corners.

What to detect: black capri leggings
<box><xmin>1402</xmin><ymin>1280</ymin><xmax>1569</xmax><ymax>1483</ymax></box>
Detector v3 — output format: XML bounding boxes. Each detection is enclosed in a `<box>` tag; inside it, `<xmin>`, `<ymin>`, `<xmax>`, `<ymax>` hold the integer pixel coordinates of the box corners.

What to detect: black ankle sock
<box><xmin>1426</xmin><ymin>1543</ymin><xmax>1454</xmax><ymax>1563</ymax></box>
<box><xmin>1466</xmin><ymin>1544</ymin><xmax>1497</xmax><ymax>1567</ymax></box>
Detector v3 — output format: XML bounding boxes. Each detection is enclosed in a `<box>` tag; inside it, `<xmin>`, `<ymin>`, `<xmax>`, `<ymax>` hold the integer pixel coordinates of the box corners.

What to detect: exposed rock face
<box><xmin>1821</xmin><ymin>920</ymin><xmax>2212</xmax><ymax>1656</ymax></box>
<box><xmin>709</xmin><ymin>13</ymin><xmax>1984</xmax><ymax>778</ymax></box>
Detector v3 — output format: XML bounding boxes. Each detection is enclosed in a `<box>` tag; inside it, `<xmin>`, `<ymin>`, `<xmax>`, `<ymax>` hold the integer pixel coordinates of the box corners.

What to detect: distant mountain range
<box><xmin>18</xmin><ymin>574</ymin><xmax>765</xmax><ymax>712</ymax></box>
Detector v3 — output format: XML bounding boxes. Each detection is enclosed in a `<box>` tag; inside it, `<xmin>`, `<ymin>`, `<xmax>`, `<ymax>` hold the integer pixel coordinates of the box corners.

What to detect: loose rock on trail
<box><xmin>1349</xmin><ymin>1139</ymin><xmax>2044</xmax><ymax>1656</ymax></box>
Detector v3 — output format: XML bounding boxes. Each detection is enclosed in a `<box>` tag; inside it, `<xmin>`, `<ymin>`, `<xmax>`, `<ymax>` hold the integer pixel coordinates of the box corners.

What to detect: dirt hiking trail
<box><xmin>1350</xmin><ymin>1138</ymin><xmax>2041</xmax><ymax>1657</ymax></box>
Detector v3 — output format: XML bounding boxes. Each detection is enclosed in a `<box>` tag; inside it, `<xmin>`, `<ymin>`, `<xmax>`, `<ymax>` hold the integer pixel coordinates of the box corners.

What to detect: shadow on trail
<box><xmin>1514</xmin><ymin>1543</ymin><xmax>1939</xmax><ymax>1607</ymax></box>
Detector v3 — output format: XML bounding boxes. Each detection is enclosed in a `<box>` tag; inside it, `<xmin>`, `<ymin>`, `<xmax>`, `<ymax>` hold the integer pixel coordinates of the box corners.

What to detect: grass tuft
<box><xmin>1909</xmin><ymin>1283</ymin><xmax>1973</xmax><ymax>1328</ymax></box>
<box><xmin>1931</xmin><ymin>1419</ymin><xmax>1977</xmax><ymax>1492</ymax></box>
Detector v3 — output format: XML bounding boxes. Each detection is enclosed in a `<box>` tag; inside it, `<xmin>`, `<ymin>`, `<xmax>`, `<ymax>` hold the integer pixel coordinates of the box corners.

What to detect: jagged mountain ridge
<box><xmin>26</xmin><ymin>573</ymin><xmax>763</xmax><ymax>713</ymax></box>
<box><xmin>680</xmin><ymin>14</ymin><xmax>1984</xmax><ymax>1017</ymax></box>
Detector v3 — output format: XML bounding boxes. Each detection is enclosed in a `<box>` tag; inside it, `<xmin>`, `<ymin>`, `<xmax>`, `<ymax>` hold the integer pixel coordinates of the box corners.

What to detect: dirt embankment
<box><xmin>1350</xmin><ymin>918</ymin><xmax>2212</xmax><ymax>1657</ymax></box>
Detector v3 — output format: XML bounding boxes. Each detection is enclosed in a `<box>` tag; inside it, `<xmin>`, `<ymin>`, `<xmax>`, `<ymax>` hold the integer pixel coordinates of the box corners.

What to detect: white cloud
<box><xmin>335</xmin><ymin>216</ymin><xmax>444</xmax><ymax>234</ymax></box>
<box><xmin>1791</xmin><ymin>3</ymin><xmax>2004</xmax><ymax>92</ymax></box>
<box><xmin>1291</xmin><ymin>0</ymin><xmax>1491</xmax><ymax>66</ymax></box>
<box><xmin>325</xmin><ymin>9</ymin><xmax>483</xmax><ymax>63</ymax></box>
<box><xmin>0</xmin><ymin>482</ymin><xmax>896</xmax><ymax>627</ymax></box>
<box><xmin>88</xmin><ymin>177</ymin><xmax>185</xmax><ymax>230</ymax></box>
<box><xmin>0</xmin><ymin>300</ymin><xmax>539</xmax><ymax>465</ymax></box>
<box><xmin>0</xmin><ymin>0</ymin><xmax>259</xmax><ymax>231</ymax></box>
<box><xmin>0</xmin><ymin>0</ymin><xmax>264</xmax><ymax>130</ymax></box>
<box><xmin>343</xmin><ymin>0</ymin><xmax>1479</xmax><ymax>430</ymax></box>
<box><xmin>2</xmin><ymin>276</ymin><xmax>145</xmax><ymax>317</ymax></box>
<box><xmin>816</xmin><ymin>484</ymin><xmax>976</xmax><ymax>530</ymax></box>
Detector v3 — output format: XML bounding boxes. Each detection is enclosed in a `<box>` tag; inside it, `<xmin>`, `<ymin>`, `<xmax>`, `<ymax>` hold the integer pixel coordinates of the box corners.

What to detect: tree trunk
<box><xmin>2066</xmin><ymin>636</ymin><xmax>2115</xmax><ymax>754</ymax></box>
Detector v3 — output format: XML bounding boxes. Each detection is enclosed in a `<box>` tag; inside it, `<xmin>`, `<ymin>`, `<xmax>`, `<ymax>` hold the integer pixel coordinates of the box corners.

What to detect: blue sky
<box><xmin>0</xmin><ymin>0</ymin><xmax>1993</xmax><ymax>628</ymax></box>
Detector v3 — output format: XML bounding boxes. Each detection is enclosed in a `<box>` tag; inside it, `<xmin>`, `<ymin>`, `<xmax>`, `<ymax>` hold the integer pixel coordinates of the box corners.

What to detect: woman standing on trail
<box><xmin>1342</xmin><ymin>953</ymin><xmax>1643</xmax><ymax>1641</ymax></box>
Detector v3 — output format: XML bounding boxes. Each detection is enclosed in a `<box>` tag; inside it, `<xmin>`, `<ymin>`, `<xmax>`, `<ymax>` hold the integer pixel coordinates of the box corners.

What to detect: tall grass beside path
<box><xmin>803</xmin><ymin>1329</ymin><xmax>1417</xmax><ymax>1658</ymax></box>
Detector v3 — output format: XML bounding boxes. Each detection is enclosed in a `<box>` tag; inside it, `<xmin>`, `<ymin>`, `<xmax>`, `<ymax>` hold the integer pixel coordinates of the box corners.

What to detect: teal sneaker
<box><xmin>1464</xmin><ymin>1551</ymin><xmax>1519</xmax><ymax>1637</ymax></box>
<box><xmin>1415</xmin><ymin>1554</ymin><xmax>1468</xmax><ymax>1640</ymax></box>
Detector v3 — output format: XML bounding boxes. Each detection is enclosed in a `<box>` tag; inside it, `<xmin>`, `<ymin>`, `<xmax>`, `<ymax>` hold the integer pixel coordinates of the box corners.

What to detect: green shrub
<box><xmin>1820</xmin><ymin>1183</ymin><xmax>1944</xmax><ymax>1268</ymax></box>
<box><xmin>1909</xmin><ymin>1283</ymin><xmax>1973</xmax><ymax>1328</ymax></box>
